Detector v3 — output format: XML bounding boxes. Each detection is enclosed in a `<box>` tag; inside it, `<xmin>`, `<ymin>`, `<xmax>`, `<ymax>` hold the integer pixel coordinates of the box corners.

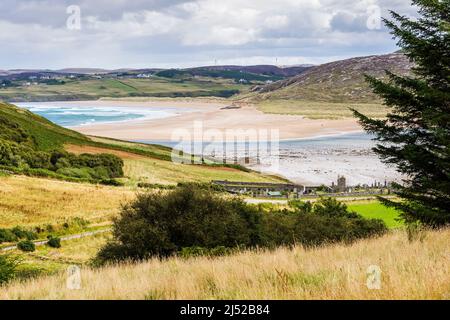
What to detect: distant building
<box><xmin>337</xmin><ymin>175</ymin><xmax>346</xmax><ymax>192</ymax></box>
<box><xmin>136</xmin><ymin>73</ymin><xmax>152</xmax><ymax>78</ymax></box>
<box><xmin>212</xmin><ymin>180</ymin><xmax>305</xmax><ymax>198</ymax></box>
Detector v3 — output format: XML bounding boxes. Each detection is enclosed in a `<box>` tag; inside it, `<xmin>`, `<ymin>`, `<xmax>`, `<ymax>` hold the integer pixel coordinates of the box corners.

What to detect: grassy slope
<box><xmin>0</xmin><ymin>102</ymin><xmax>88</xmax><ymax>150</ymax></box>
<box><xmin>2</xmin><ymin>228</ymin><xmax>448</xmax><ymax>299</ymax></box>
<box><xmin>10</xmin><ymin>232</ymin><xmax>111</xmax><ymax>277</ymax></box>
<box><xmin>0</xmin><ymin>175</ymin><xmax>135</xmax><ymax>228</ymax></box>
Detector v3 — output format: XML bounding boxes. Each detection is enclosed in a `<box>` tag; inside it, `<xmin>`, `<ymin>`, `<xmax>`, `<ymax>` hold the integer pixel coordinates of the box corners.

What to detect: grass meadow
<box><xmin>255</xmin><ymin>99</ymin><xmax>388</xmax><ymax>119</ymax></box>
<box><xmin>2</xmin><ymin>228</ymin><xmax>448</xmax><ymax>300</ymax></box>
<box><xmin>347</xmin><ymin>201</ymin><xmax>403</xmax><ymax>229</ymax></box>
<box><xmin>9</xmin><ymin>232</ymin><xmax>111</xmax><ymax>277</ymax></box>
<box><xmin>0</xmin><ymin>175</ymin><xmax>135</xmax><ymax>228</ymax></box>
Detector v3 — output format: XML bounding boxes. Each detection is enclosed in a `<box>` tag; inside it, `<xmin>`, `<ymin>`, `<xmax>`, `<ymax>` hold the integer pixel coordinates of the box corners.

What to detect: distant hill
<box><xmin>250</xmin><ymin>53</ymin><xmax>413</xmax><ymax>103</ymax></box>
<box><xmin>1</xmin><ymin>64</ymin><xmax>311</xmax><ymax>80</ymax></box>
<box><xmin>154</xmin><ymin>65</ymin><xmax>312</xmax><ymax>82</ymax></box>
<box><xmin>189</xmin><ymin>65</ymin><xmax>312</xmax><ymax>78</ymax></box>
<box><xmin>55</xmin><ymin>68</ymin><xmax>113</xmax><ymax>75</ymax></box>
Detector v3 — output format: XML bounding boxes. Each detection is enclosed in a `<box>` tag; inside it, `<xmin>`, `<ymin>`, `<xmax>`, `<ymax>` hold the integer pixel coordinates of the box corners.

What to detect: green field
<box><xmin>0</xmin><ymin>77</ymin><xmax>249</xmax><ymax>102</ymax></box>
<box><xmin>347</xmin><ymin>201</ymin><xmax>403</xmax><ymax>228</ymax></box>
<box><xmin>254</xmin><ymin>99</ymin><xmax>387</xmax><ymax>119</ymax></box>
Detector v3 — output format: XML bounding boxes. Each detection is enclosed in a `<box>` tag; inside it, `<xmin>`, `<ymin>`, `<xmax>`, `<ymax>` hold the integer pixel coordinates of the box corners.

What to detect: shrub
<box><xmin>0</xmin><ymin>254</ymin><xmax>21</xmax><ymax>285</ymax></box>
<box><xmin>0</xmin><ymin>229</ymin><xmax>18</xmax><ymax>243</ymax></box>
<box><xmin>100</xmin><ymin>178</ymin><xmax>124</xmax><ymax>186</ymax></box>
<box><xmin>56</xmin><ymin>167</ymin><xmax>92</xmax><ymax>179</ymax></box>
<box><xmin>96</xmin><ymin>183</ymin><xmax>262</xmax><ymax>263</ymax></box>
<box><xmin>96</xmin><ymin>186</ymin><xmax>387</xmax><ymax>264</ymax></box>
<box><xmin>137</xmin><ymin>182</ymin><xmax>176</xmax><ymax>190</ymax></box>
<box><xmin>47</xmin><ymin>236</ymin><xmax>61</xmax><ymax>248</ymax></box>
<box><xmin>1</xmin><ymin>132</ymin><xmax>124</xmax><ymax>182</ymax></box>
<box><xmin>17</xmin><ymin>240</ymin><xmax>36</xmax><ymax>252</ymax></box>
<box><xmin>10</xmin><ymin>227</ymin><xmax>38</xmax><ymax>241</ymax></box>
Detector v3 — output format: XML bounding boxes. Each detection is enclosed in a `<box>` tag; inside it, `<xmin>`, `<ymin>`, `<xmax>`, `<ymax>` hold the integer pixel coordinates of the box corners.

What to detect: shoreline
<box><xmin>54</xmin><ymin>99</ymin><xmax>363</xmax><ymax>142</ymax></box>
<box><xmin>16</xmin><ymin>99</ymin><xmax>363</xmax><ymax>142</ymax></box>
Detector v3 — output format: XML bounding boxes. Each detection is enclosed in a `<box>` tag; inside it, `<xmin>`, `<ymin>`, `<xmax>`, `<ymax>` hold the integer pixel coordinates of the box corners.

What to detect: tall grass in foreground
<box><xmin>2</xmin><ymin>229</ymin><xmax>449</xmax><ymax>300</ymax></box>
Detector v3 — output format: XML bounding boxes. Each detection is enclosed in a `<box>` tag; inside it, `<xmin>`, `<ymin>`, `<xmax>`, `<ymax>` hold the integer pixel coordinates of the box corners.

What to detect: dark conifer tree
<box><xmin>353</xmin><ymin>0</ymin><xmax>450</xmax><ymax>226</ymax></box>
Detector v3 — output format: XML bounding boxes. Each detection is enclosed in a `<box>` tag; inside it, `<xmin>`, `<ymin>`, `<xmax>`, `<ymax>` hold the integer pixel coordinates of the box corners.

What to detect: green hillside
<box><xmin>0</xmin><ymin>102</ymin><xmax>88</xmax><ymax>150</ymax></box>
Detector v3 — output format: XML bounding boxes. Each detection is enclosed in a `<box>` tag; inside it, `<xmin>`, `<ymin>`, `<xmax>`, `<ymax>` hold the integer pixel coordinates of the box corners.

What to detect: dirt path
<box><xmin>1</xmin><ymin>228</ymin><xmax>111</xmax><ymax>252</ymax></box>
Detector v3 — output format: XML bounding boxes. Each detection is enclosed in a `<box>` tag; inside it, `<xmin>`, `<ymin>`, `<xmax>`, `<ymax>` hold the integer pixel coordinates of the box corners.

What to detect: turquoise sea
<box><xmin>16</xmin><ymin>102</ymin><xmax>183</xmax><ymax>127</ymax></box>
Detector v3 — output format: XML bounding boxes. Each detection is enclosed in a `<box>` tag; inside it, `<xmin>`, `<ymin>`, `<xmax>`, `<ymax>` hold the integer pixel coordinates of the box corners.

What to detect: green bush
<box><xmin>0</xmin><ymin>254</ymin><xmax>21</xmax><ymax>285</ymax></box>
<box><xmin>47</xmin><ymin>236</ymin><xmax>61</xmax><ymax>248</ymax></box>
<box><xmin>0</xmin><ymin>227</ymin><xmax>38</xmax><ymax>243</ymax></box>
<box><xmin>0</xmin><ymin>123</ymin><xmax>124</xmax><ymax>182</ymax></box>
<box><xmin>10</xmin><ymin>227</ymin><xmax>38</xmax><ymax>241</ymax></box>
<box><xmin>137</xmin><ymin>182</ymin><xmax>176</xmax><ymax>190</ymax></box>
<box><xmin>17</xmin><ymin>240</ymin><xmax>36</xmax><ymax>252</ymax></box>
<box><xmin>0</xmin><ymin>229</ymin><xmax>18</xmax><ymax>243</ymax></box>
<box><xmin>100</xmin><ymin>178</ymin><xmax>124</xmax><ymax>186</ymax></box>
<box><xmin>56</xmin><ymin>167</ymin><xmax>92</xmax><ymax>179</ymax></box>
<box><xmin>96</xmin><ymin>183</ymin><xmax>262</xmax><ymax>263</ymax></box>
<box><xmin>96</xmin><ymin>185</ymin><xmax>387</xmax><ymax>264</ymax></box>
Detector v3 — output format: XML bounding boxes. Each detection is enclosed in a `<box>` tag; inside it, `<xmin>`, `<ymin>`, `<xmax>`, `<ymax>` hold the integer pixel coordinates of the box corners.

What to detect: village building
<box><xmin>212</xmin><ymin>180</ymin><xmax>305</xmax><ymax>198</ymax></box>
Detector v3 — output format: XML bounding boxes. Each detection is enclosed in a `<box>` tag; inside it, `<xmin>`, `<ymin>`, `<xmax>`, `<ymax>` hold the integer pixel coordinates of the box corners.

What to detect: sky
<box><xmin>0</xmin><ymin>0</ymin><xmax>418</xmax><ymax>70</ymax></box>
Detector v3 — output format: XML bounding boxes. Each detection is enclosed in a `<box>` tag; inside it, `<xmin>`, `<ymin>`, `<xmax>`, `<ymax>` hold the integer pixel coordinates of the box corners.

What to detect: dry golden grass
<box><xmin>2</xmin><ymin>229</ymin><xmax>449</xmax><ymax>300</ymax></box>
<box><xmin>30</xmin><ymin>232</ymin><xmax>111</xmax><ymax>265</ymax></box>
<box><xmin>11</xmin><ymin>233</ymin><xmax>112</xmax><ymax>276</ymax></box>
<box><xmin>0</xmin><ymin>175</ymin><xmax>135</xmax><ymax>228</ymax></box>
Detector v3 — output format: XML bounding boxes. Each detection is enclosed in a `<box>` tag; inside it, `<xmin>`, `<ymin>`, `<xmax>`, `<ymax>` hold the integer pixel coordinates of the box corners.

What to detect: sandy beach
<box><xmin>67</xmin><ymin>99</ymin><xmax>362</xmax><ymax>141</ymax></box>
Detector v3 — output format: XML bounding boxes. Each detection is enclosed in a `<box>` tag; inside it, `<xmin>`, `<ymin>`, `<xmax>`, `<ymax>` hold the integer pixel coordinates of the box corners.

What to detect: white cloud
<box><xmin>0</xmin><ymin>0</ymin><xmax>415</xmax><ymax>69</ymax></box>
<box><xmin>264</xmin><ymin>15</ymin><xmax>289</xmax><ymax>29</ymax></box>
<box><xmin>86</xmin><ymin>11</ymin><xmax>181</xmax><ymax>37</ymax></box>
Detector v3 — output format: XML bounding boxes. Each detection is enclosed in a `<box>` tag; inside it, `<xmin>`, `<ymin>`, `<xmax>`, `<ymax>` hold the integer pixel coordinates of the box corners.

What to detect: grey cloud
<box><xmin>0</xmin><ymin>0</ymin><xmax>416</xmax><ymax>69</ymax></box>
<box><xmin>0</xmin><ymin>0</ymin><xmax>189</xmax><ymax>26</ymax></box>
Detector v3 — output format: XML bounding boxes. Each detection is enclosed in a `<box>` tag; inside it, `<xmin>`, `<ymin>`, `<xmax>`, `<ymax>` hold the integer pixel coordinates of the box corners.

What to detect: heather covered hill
<box><xmin>250</xmin><ymin>53</ymin><xmax>413</xmax><ymax>103</ymax></box>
